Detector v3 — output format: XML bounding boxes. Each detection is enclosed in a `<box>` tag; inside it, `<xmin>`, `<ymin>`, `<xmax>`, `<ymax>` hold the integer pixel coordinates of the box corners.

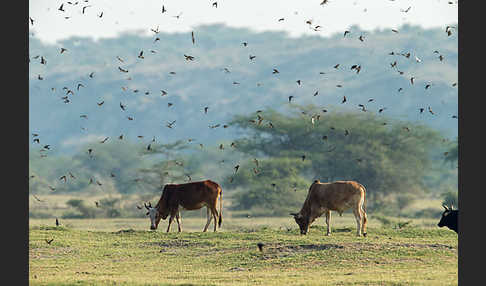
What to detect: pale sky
<box><xmin>29</xmin><ymin>0</ymin><xmax>458</xmax><ymax>44</ymax></box>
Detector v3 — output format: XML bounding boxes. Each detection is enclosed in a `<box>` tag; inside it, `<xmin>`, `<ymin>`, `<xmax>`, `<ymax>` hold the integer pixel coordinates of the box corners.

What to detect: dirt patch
<box><xmin>395</xmin><ymin>243</ymin><xmax>456</xmax><ymax>250</ymax></box>
<box><xmin>142</xmin><ymin>239</ymin><xmax>215</xmax><ymax>249</ymax></box>
<box><xmin>29</xmin><ymin>247</ymin><xmax>77</xmax><ymax>260</ymax></box>
<box><xmin>273</xmin><ymin>244</ymin><xmax>344</xmax><ymax>252</ymax></box>
<box><xmin>112</xmin><ymin>228</ymin><xmax>136</xmax><ymax>234</ymax></box>
<box><xmin>342</xmin><ymin>242</ymin><xmax>456</xmax><ymax>251</ymax></box>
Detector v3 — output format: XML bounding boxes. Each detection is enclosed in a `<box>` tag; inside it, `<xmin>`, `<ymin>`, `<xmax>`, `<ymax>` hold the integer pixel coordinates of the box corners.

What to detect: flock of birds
<box><xmin>30</xmin><ymin>1</ymin><xmax>457</xmax><ymax>220</ymax></box>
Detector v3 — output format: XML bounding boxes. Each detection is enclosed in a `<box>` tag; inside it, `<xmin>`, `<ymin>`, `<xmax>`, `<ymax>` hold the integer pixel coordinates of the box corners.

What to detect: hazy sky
<box><xmin>29</xmin><ymin>0</ymin><xmax>458</xmax><ymax>44</ymax></box>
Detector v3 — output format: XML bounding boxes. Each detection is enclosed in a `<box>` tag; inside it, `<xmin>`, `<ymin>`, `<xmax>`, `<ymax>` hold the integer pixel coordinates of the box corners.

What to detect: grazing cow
<box><xmin>145</xmin><ymin>180</ymin><xmax>222</xmax><ymax>232</ymax></box>
<box><xmin>437</xmin><ymin>204</ymin><xmax>458</xmax><ymax>233</ymax></box>
<box><xmin>291</xmin><ymin>180</ymin><xmax>368</xmax><ymax>237</ymax></box>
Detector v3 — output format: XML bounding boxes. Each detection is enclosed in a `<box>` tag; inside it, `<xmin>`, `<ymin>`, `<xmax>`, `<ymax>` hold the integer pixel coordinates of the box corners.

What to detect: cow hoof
<box><xmin>363</xmin><ymin>232</ymin><xmax>367</xmax><ymax>237</ymax></box>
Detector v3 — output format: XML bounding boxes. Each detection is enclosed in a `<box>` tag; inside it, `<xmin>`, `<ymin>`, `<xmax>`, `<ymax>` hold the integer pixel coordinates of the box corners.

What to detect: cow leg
<box><xmin>211</xmin><ymin>206</ymin><xmax>219</xmax><ymax>232</ymax></box>
<box><xmin>361</xmin><ymin>204</ymin><xmax>368</xmax><ymax>237</ymax></box>
<box><xmin>203</xmin><ymin>207</ymin><xmax>212</xmax><ymax>232</ymax></box>
<box><xmin>325</xmin><ymin>210</ymin><xmax>332</xmax><ymax>236</ymax></box>
<box><xmin>176</xmin><ymin>211</ymin><xmax>182</xmax><ymax>233</ymax></box>
<box><xmin>167</xmin><ymin>209</ymin><xmax>178</xmax><ymax>233</ymax></box>
<box><xmin>353</xmin><ymin>208</ymin><xmax>362</xmax><ymax>237</ymax></box>
<box><xmin>167</xmin><ymin>214</ymin><xmax>175</xmax><ymax>233</ymax></box>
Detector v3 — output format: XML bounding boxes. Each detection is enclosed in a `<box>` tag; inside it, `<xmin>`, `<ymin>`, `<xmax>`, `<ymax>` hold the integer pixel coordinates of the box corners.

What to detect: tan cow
<box><xmin>291</xmin><ymin>180</ymin><xmax>368</xmax><ymax>236</ymax></box>
<box><xmin>145</xmin><ymin>180</ymin><xmax>222</xmax><ymax>232</ymax></box>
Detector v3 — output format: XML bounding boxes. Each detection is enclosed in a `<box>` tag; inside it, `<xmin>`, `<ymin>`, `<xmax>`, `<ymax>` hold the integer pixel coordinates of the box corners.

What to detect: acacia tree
<box><xmin>228</xmin><ymin>105</ymin><xmax>444</xmax><ymax>211</ymax></box>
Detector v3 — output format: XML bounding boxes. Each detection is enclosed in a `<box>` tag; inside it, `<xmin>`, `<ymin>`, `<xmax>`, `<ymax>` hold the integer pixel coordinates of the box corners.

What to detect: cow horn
<box><xmin>450</xmin><ymin>203</ymin><xmax>454</xmax><ymax>210</ymax></box>
<box><xmin>442</xmin><ymin>204</ymin><xmax>449</xmax><ymax>211</ymax></box>
<box><xmin>290</xmin><ymin>212</ymin><xmax>298</xmax><ymax>216</ymax></box>
<box><xmin>144</xmin><ymin>202</ymin><xmax>150</xmax><ymax>210</ymax></box>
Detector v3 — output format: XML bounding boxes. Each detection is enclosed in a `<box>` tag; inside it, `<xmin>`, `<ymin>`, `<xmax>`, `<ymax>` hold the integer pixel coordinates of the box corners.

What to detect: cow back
<box><xmin>165</xmin><ymin>180</ymin><xmax>221</xmax><ymax>210</ymax></box>
<box><xmin>307</xmin><ymin>181</ymin><xmax>365</xmax><ymax>212</ymax></box>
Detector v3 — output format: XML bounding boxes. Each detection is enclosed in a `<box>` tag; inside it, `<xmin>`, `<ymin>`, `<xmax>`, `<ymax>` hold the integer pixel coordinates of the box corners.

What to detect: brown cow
<box><xmin>145</xmin><ymin>180</ymin><xmax>222</xmax><ymax>232</ymax></box>
<box><xmin>291</xmin><ymin>180</ymin><xmax>367</xmax><ymax>236</ymax></box>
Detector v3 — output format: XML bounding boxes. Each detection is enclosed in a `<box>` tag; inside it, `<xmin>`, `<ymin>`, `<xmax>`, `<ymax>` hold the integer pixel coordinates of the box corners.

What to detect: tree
<box><xmin>229</xmin><ymin>157</ymin><xmax>311</xmax><ymax>216</ymax></box>
<box><xmin>228</xmin><ymin>105</ymin><xmax>445</xmax><ymax>210</ymax></box>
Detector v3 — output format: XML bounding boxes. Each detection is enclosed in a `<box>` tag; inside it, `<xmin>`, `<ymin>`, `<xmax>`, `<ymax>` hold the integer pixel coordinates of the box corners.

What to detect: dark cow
<box><xmin>437</xmin><ymin>204</ymin><xmax>458</xmax><ymax>233</ymax></box>
<box><xmin>145</xmin><ymin>180</ymin><xmax>222</xmax><ymax>232</ymax></box>
<box><xmin>291</xmin><ymin>180</ymin><xmax>368</xmax><ymax>236</ymax></box>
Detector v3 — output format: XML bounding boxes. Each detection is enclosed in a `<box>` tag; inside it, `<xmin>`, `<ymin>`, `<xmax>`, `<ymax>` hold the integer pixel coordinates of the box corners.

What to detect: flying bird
<box><xmin>401</xmin><ymin>6</ymin><xmax>411</xmax><ymax>13</ymax></box>
<box><xmin>45</xmin><ymin>239</ymin><xmax>54</xmax><ymax>245</ymax></box>
<box><xmin>212</xmin><ymin>2</ymin><xmax>217</xmax><ymax>8</ymax></box>
<box><xmin>58</xmin><ymin>3</ymin><xmax>65</xmax><ymax>11</ymax></box>
<box><xmin>344</xmin><ymin>30</ymin><xmax>350</xmax><ymax>37</ymax></box>
<box><xmin>120</xmin><ymin>102</ymin><xmax>126</xmax><ymax>111</ymax></box>
<box><xmin>184</xmin><ymin>54</ymin><xmax>195</xmax><ymax>61</ymax></box>
<box><xmin>249</xmin><ymin>55</ymin><xmax>256</xmax><ymax>60</ymax></box>
<box><xmin>288</xmin><ymin>96</ymin><xmax>294</xmax><ymax>103</ymax></box>
<box><xmin>166</xmin><ymin>120</ymin><xmax>176</xmax><ymax>128</ymax></box>
<box><xmin>32</xmin><ymin>195</ymin><xmax>45</xmax><ymax>202</ymax></box>
<box><xmin>342</xmin><ymin>96</ymin><xmax>347</xmax><ymax>103</ymax></box>
<box><xmin>82</xmin><ymin>5</ymin><xmax>91</xmax><ymax>14</ymax></box>
<box><xmin>138</xmin><ymin>50</ymin><xmax>144</xmax><ymax>59</ymax></box>
<box><xmin>97</xmin><ymin>100</ymin><xmax>104</xmax><ymax>106</ymax></box>
<box><xmin>191</xmin><ymin>31</ymin><xmax>195</xmax><ymax>45</ymax></box>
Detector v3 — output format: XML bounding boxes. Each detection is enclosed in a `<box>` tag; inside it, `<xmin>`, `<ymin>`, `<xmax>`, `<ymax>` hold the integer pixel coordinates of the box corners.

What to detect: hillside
<box><xmin>29</xmin><ymin>23</ymin><xmax>458</xmax><ymax>155</ymax></box>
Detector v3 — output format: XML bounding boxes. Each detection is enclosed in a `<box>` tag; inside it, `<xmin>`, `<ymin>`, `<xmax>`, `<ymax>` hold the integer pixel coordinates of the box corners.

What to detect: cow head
<box><xmin>145</xmin><ymin>202</ymin><xmax>161</xmax><ymax>230</ymax></box>
<box><xmin>291</xmin><ymin>212</ymin><xmax>310</xmax><ymax>235</ymax></box>
<box><xmin>437</xmin><ymin>204</ymin><xmax>458</xmax><ymax>233</ymax></box>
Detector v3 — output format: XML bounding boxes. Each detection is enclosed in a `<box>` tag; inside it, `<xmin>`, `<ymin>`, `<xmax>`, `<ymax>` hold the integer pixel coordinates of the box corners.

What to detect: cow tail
<box><xmin>361</xmin><ymin>184</ymin><xmax>368</xmax><ymax>236</ymax></box>
<box><xmin>362</xmin><ymin>185</ymin><xmax>367</xmax><ymax>213</ymax></box>
<box><xmin>218</xmin><ymin>187</ymin><xmax>223</xmax><ymax>228</ymax></box>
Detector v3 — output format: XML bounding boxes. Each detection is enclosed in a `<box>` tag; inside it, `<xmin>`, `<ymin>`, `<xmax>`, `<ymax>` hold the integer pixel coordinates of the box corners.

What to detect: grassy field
<box><xmin>29</xmin><ymin>215</ymin><xmax>457</xmax><ymax>286</ymax></box>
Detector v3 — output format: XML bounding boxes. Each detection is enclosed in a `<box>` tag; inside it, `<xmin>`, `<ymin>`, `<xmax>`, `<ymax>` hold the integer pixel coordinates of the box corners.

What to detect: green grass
<box><xmin>29</xmin><ymin>217</ymin><xmax>457</xmax><ymax>285</ymax></box>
